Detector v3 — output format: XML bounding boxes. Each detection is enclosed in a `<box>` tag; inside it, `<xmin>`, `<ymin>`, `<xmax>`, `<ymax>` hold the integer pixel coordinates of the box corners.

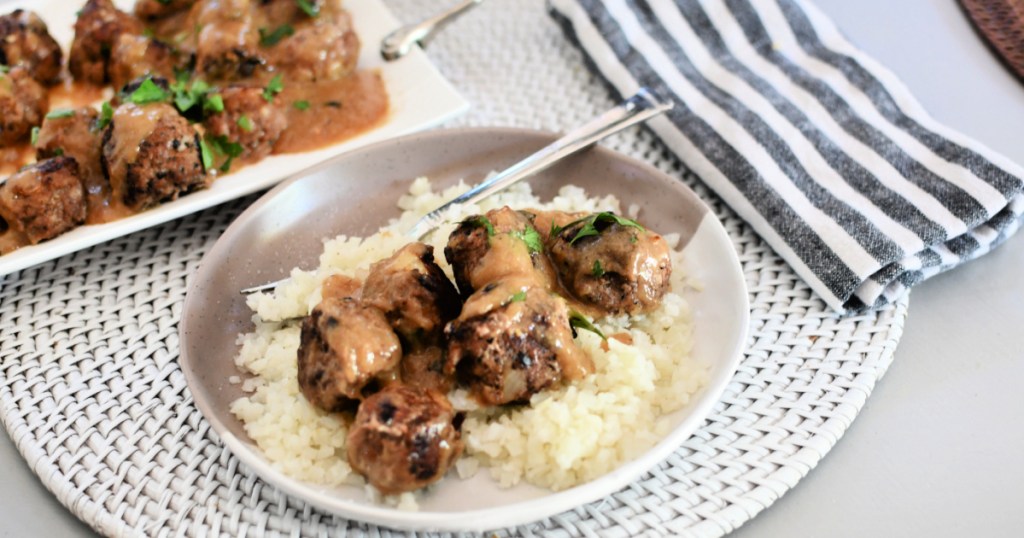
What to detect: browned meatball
<box><xmin>101</xmin><ymin>103</ymin><xmax>207</xmax><ymax>211</ymax></box>
<box><xmin>0</xmin><ymin>66</ymin><xmax>46</xmax><ymax>147</ymax></box>
<box><xmin>445</xmin><ymin>278</ymin><xmax>591</xmax><ymax>405</ymax></box>
<box><xmin>0</xmin><ymin>157</ymin><xmax>85</xmax><ymax>249</ymax></box>
<box><xmin>267</xmin><ymin>11</ymin><xmax>359</xmax><ymax>82</ymax></box>
<box><xmin>0</xmin><ymin>10</ymin><xmax>63</xmax><ymax>86</ymax></box>
<box><xmin>297</xmin><ymin>297</ymin><xmax>402</xmax><ymax>412</ymax></box>
<box><xmin>69</xmin><ymin>0</ymin><xmax>144</xmax><ymax>85</ymax></box>
<box><xmin>35</xmin><ymin>107</ymin><xmax>108</xmax><ymax>220</ymax></box>
<box><xmin>193</xmin><ymin>0</ymin><xmax>264</xmax><ymax>81</ymax></box>
<box><xmin>444</xmin><ymin>206</ymin><xmax>558</xmax><ymax>298</ymax></box>
<box><xmin>400</xmin><ymin>347</ymin><xmax>452</xmax><ymax>394</ymax></box>
<box><xmin>347</xmin><ymin>385</ymin><xmax>463</xmax><ymax>494</ymax></box>
<box><xmin>108</xmin><ymin>35</ymin><xmax>178</xmax><ymax>92</ymax></box>
<box><xmin>201</xmin><ymin>86</ymin><xmax>286</xmax><ymax>162</ymax></box>
<box><xmin>547</xmin><ymin>212</ymin><xmax>672</xmax><ymax>315</ymax></box>
<box><xmin>134</xmin><ymin>0</ymin><xmax>197</xmax><ymax>20</ymax></box>
<box><xmin>362</xmin><ymin>242</ymin><xmax>462</xmax><ymax>348</ymax></box>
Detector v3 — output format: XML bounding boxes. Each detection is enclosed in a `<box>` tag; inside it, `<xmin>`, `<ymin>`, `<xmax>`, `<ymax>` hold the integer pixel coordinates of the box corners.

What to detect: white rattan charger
<box><xmin>0</xmin><ymin>1</ymin><xmax>907</xmax><ymax>536</ymax></box>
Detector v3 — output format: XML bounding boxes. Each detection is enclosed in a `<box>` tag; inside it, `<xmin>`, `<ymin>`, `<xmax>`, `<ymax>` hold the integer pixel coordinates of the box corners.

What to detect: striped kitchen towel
<box><xmin>548</xmin><ymin>0</ymin><xmax>1024</xmax><ymax>313</ymax></box>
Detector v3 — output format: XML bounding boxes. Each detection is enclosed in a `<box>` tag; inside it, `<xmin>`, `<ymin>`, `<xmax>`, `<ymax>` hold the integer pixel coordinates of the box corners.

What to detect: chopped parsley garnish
<box><xmin>263</xmin><ymin>74</ymin><xmax>284</xmax><ymax>102</ymax></box>
<box><xmin>569</xmin><ymin>310</ymin><xmax>605</xmax><ymax>340</ymax></box>
<box><xmin>510</xmin><ymin>225</ymin><xmax>543</xmax><ymax>254</ymax></box>
<box><xmin>509</xmin><ymin>290</ymin><xmax>527</xmax><ymax>303</ymax></box>
<box><xmin>128</xmin><ymin>77</ymin><xmax>170</xmax><ymax>105</ymax></box>
<box><xmin>550</xmin><ymin>222</ymin><xmax>562</xmax><ymax>237</ymax></box>
<box><xmin>203</xmin><ymin>134</ymin><xmax>244</xmax><ymax>172</ymax></box>
<box><xmin>30</xmin><ymin>126</ymin><xmax>39</xmax><ymax>146</ymax></box>
<box><xmin>0</xmin><ymin>65</ymin><xmax>8</xmax><ymax>74</ymax></box>
<box><xmin>142</xmin><ymin>27</ymin><xmax>155</xmax><ymax>38</ymax></box>
<box><xmin>237</xmin><ymin>115</ymin><xmax>253</xmax><ymax>132</ymax></box>
<box><xmin>45</xmin><ymin>109</ymin><xmax>75</xmax><ymax>119</ymax></box>
<box><xmin>203</xmin><ymin>93</ymin><xmax>224</xmax><ymax>113</ymax></box>
<box><xmin>592</xmin><ymin>259</ymin><xmax>605</xmax><ymax>277</ymax></box>
<box><xmin>297</xmin><ymin>0</ymin><xmax>320</xmax><ymax>17</ymax></box>
<box><xmin>93</xmin><ymin>101</ymin><xmax>114</xmax><ymax>132</ymax></box>
<box><xmin>293</xmin><ymin>100</ymin><xmax>310</xmax><ymax>111</ymax></box>
<box><xmin>199</xmin><ymin>138</ymin><xmax>214</xmax><ymax>171</ymax></box>
<box><xmin>469</xmin><ymin>215</ymin><xmax>495</xmax><ymax>237</ymax></box>
<box><xmin>52</xmin><ymin>147</ymin><xmax>64</xmax><ymax>157</ymax></box>
<box><xmin>566</xmin><ymin>212</ymin><xmax>644</xmax><ymax>245</ymax></box>
<box><xmin>259</xmin><ymin>24</ymin><xmax>294</xmax><ymax>47</ymax></box>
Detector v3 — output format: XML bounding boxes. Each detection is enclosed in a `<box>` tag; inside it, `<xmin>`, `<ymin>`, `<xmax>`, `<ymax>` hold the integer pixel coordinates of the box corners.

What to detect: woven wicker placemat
<box><xmin>0</xmin><ymin>1</ymin><xmax>908</xmax><ymax>536</ymax></box>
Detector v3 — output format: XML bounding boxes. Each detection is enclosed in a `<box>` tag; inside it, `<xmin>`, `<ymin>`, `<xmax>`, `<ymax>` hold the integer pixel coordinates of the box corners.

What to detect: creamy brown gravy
<box><xmin>0</xmin><ymin>0</ymin><xmax>388</xmax><ymax>254</ymax></box>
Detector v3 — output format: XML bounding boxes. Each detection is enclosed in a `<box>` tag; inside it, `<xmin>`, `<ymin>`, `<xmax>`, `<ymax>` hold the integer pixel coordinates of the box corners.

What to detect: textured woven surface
<box><xmin>0</xmin><ymin>1</ymin><xmax>908</xmax><ymax>536</ymax></box>
<box><xmin>960</xmin><ymin>0</ymin><xmax>1024</xmax><ymax>82</ymax></box>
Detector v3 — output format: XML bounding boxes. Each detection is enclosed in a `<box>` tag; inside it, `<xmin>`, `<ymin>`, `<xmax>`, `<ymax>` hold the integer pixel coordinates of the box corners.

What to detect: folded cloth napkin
<box><xmin>548</xmin><ymin>0</ymin><xmax>1024</xmax><ymax>313</ymax></box>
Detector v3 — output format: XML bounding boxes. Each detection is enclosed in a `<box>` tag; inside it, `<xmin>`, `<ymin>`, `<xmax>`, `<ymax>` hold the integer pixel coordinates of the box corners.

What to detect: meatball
<box><xmin>193</xmin><ymin>0</ymin><xmax>264</xmax><ymax>81</ymax></box>
<box><xmin>347</xmin><ymin>385</ymin><xmax>463</xmax><ymax>494</ymax></box>
<box><xmin>108</xmin><ymin>35</ymin><xmax>178</xmax><ymax>92</ymax></box>
<box><xmin>361</xmin><ymin>242</ymin><xmax>462</xmax><ymax>348</ymax></box>
<box><xmin>134</xmin><ymin>0</ymin><xmax>197</xmax><ymax>20</ymax></box>
<box><xmin>0</xmin><ymin>66</ymin><xmax>46</xmax><ymax>147</ymax></box>
<box><xmin>547</xmin><ymin>212</ymin><xmax>672</xmax><ymax>315</ymax></box>
<box><xmin>201</xmin><ymin>86</ymin><xmax>286</xmax><ymax>162</ymax></box>
<box><xmin>69</xmin><ymin>0</ymin><xmax>144</xmax><ymax>85</ymax></box>
<box><xmin>444</xmin><ymin>206</ymin><xmax>558</xmax><ymax>298</ymax></box>
<box><xmin>400</xmin><ymin>347</ymin><xmax>452</xmax><ymax>394</ymax></box>
<box><xmin>35</xmin><ymin>107</ymin><xmax>107</xmax><ymax>219</ymax></box>
<box><xmin>268</xmin><ymin>11</ymin><xmax>359</xmax><ymax>82</ymax></box>
<box><xmin>297</xmin><ymin>297</ymin><xmax>402</xmax><ymax>412</ymax></box>
<box><xmin>101</xmin><ymin>103</ymin><xmax>207</xmax><ymax>211</ymax></box>
<box><xmin>0</xmin><ymin>10</ymin><xmax>63</xmax><ymax>86</ymax></box>
<box><xmin>445</xmin><ymin>278</ymin><xmax>591</xmax><ymax>405</ymax></box>
<box><xmin>0</xmin><ymin>157</ymin><xmax>85</xmax><ymax>248</ymax></box>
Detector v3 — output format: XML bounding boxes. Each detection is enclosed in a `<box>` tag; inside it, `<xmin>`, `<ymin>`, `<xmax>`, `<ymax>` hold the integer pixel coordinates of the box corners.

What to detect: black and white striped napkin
<box><xmin>548</xmin><ymin>0</ymin><xmax>1024</xmax><ymax>313</ymax></box>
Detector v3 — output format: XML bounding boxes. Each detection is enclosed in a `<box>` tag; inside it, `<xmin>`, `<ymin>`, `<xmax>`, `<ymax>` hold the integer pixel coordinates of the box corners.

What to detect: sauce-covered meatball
<box><xmin>0</xmin><ymin>66</ymin><xmax>46</xmax><ymax>147</ymax></box>
<box><xmin>35</xmin><ymin>107</ymin><xmax>108</xmax><ymax>222</ymax></box>
<box><xmin>108</xmin><ymin>35</ymin><xmax>178</xmax><ymax>92</ymax></box>
<box><xmin>268</xmin><ymin>10</ymin><xmax>359</xmax><ymax>82</ymax></box>
<box><xmin>192</xmin><ymin>0</ymin><xmax>263</xmax><ymax>81</ymax></box>
<box><xmin>0</xmin><ymin>157</ymin><xmax>85</xmax><ymax>250</ymax></box>
<box><xmin>202</xmin><ymin>86</ymin><xmax>286</xmax><ymax>162</ymax></box>
<box><xmin>445</xmin><ymin>278</ymin><xmax>592</xmax><ymax>405</ymax></box>
<box><xmin>101</xmin><ymin>102</ymin><xmax>207</xmax><ymax>211</ymax></box>
<box><xmin>0</xmin><ymin>10</ymin><xmax>63</xmax><ymax>86</ymax></box>
<box><xmin>444</xmin><ymin>206</ymin><xmax>558</xmax><ymax>298</ymax></box>
<box><xmin>362</xmin><ymin>242</ymin><xmax>462</xmax><ymax>347</ymax></box>
<box><xmin>547</xmin><ymin>212</ymin><xmax>672</xmax><ymax>315</ymax></box>
<box><xmin>69</xmin><ymin>0</ymin><xmax>144</xmax><ymax>85</ymax></box>
<box><xmin>297</xmin><ymin>297</ymin><xmax>401</xmax><ymax>412</ymax></box>
<box><xmin>347</xmin><ymin>385</ymin><xmax>463</xmax><ymax>494</ymax></box>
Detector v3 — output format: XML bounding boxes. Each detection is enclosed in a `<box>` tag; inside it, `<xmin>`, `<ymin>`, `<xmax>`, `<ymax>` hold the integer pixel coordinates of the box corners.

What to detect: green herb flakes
<box><xmin>128</xmin><ymin>77</ymin><xmax>170</xmax><ymax>105</ymax></box>
<box><xmin>263</xmin><ymin>74</ymin><xmax>284</xmax><ymax>102</ymax></box>
<box><xmin>259</xmin><ymin>24</ymin><xmax>294</xmax><ymax>47</ymax></box>
<box><xmin>45</xmin><ymin>109</ymin><xmax>75</xmax><ymax>120</ymax></box>
<box><xmin>569</xmin><ymin>311</ymin><xmax>605</xmax><ymax>340</ymax></box>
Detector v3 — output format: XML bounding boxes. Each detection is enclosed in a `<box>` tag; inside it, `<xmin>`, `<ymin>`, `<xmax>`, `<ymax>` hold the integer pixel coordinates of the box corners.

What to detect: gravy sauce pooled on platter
<box><xmin>0</xmin><ymin>0</ymin><xmax>388</xmax><ymax>254</ymax></box>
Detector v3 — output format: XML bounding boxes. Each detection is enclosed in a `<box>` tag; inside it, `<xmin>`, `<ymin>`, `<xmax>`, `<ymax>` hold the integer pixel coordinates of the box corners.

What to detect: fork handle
<box><xmin>405</xmin><ymin>87</ymin><xmax>674</xmax><ymax>240</ymax></box>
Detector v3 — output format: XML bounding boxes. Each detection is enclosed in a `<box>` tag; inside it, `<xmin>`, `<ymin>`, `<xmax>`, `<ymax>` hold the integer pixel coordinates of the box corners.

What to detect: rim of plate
<box><xmin>180</xmin><ymin>126</ymin><xmax>749</xmax><ymax>532</ymax></box>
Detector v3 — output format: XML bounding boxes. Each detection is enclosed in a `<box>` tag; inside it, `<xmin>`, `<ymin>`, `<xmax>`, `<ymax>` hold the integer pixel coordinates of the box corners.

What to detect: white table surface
<box><xmin>3</xmin><ymin>0</ymin><xmax>1024</xmax><ymax>536</ymax></box>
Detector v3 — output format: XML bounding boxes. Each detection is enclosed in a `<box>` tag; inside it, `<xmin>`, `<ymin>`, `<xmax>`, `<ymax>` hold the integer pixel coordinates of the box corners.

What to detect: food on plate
<box><xmin>347</xmin><ymin>385</ymin><xmax>463</xmax><ymax>495</ymax></box>
<box><xmin>297</xmin><ymin>296</ymin><xmax>402</xmax><ymax>412</ymax></box>
<box><xmin>0</xmin><ymin>66</ymin><xmax>47</xmax><ymax>146</ymax></box>
<box><xmin>201</xmin><ymin>86</ymin><xmax>286</xmax><ymax>163</ymax></box>
<box><xmin>0</xmin><ymin>10</ymin><xmax>63</xmax><ymax>86</ymax></box>
<box><xmin>34</xmin><ymin>107</ymin><xmax>109</xmax><ymax>222</ymax></box>
<box><xmin>0</xmin><ymin>0</ymin><xmax>389</xmax><ymax>255</ymax></box>
<box><xmin>547</xmin><ymin>211</ymin><xmax>672</xmax><ymax>315</ymax></box>
<box><xmin>101</xmin><ymin>102</ymin><xmax>206</xmax><ymax>211</ymax></box>
<box><xmin>0</xmin><ymin>157</ymin><xmax>85</xmax><ymax>252</ymax></box>
<box><xmin>231</xmin><ymin>179</ymin><xmax>708</xmax><ymax>505</ymax></box>
<box><xmin>70</xmin><ymin>0</ymin><xmax>145</xmax><ymax>85</ymax></box>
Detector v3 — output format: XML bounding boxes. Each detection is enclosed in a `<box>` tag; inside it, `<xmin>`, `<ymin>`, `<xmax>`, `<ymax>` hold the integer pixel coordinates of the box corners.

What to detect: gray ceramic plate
<box><xmin>179</xmin><ymin>127</ymin><xmax>749</xmax><ymax>532</ymax></box>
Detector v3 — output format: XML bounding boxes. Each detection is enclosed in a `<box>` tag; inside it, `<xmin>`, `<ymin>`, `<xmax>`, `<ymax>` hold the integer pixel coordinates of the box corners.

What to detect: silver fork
<box><xmin>240</xmin><ymin>87</ymin><xmax>674</xmax><ymax>296</ymax></box>
<box><xmin>381</xmin><ymin>0</ymin><xmax>486</xmax><ymax>61</ymax></box>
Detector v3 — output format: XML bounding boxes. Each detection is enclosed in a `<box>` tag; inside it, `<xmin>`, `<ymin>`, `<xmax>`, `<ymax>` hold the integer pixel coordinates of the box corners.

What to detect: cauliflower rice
<box><xmin>230</xmin><ymin>178</ymin><xmax>709</xmax><ymax>499</ymax></box>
